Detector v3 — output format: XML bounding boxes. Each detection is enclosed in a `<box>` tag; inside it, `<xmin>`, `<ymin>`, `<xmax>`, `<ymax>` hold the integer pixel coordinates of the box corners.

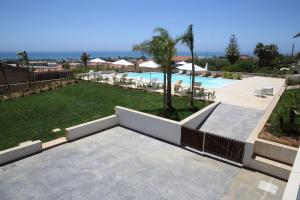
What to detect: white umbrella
<box><xmin>112</xmin><ymin>59</ymin><xmax>134</xmax><ymax>72</ymax></box>
<box><xmin>112</xmin><ymin>59</ymin><xmax>133</xmax><ymax>66</ymax></box>
<box><xmin>89</xmin><ymin>58</ymin><xmax>107</xmax><ymax>63</ymax></box>
<box><xmin>139</xmin><ymin>61</ymin><xmax>160</xmax><ymax>82</ymax></box>
<box><xmin>177</xmin><ymin>61</ymin><xmax>188</xmax><ymax>65</ymax></box>
<box><xmin>177</xmin><ymin>63</ymin><xmax>206</xmax><ymax>87</ymax></box>
<box><xmin>177</xmin><ymin>63</ymin><xmax>206</xmax><ymax>72</ymax></box>
<box><xmin>205</xmin><ymin>62</ymin><xmax>208</xmax><ymax>71</ymax></box>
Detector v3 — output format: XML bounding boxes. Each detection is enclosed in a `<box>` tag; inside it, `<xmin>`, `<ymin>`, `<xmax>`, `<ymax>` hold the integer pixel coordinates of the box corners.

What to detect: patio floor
<box><xmin>0</xmin><ymin>126</ymin><xmax>286</xmax><ymax>200</ymax></box>
<box><xmin>212</xmin><ymin>76</ymin><xmax>285</xmax><ymax>110</ymax></box>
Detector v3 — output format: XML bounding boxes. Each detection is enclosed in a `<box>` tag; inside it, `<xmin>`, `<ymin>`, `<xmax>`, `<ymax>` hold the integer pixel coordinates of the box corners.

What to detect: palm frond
<box><xmin>294</xmin><ymin>32</ymin><xmax>300</xmax><ymax>38</ymax></box>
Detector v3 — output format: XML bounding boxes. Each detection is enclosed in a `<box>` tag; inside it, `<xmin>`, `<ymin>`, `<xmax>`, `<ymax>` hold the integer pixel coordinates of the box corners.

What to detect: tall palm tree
<box><xmin>177</xmin><ymin>24</ymin><xmax>195</xmax><ymax>106</ymax></box>
<box><xmin>133</xmin><ymin>27</ymin><xmax>176</xmax><ymax>108</ymax></box>
<box><xmin>81</xmin><ymin>52</ymin><xmax>90</xmax><ymax>70</ymax></box>
<box><xmin>293</xmin><ymin>33</ymin><xmax>300</xmax><ymax>38</ymax></box>
<box><xmin>0</xmin><ymin>62</ymin><xmax>10</xmax><ymax>94</ymax></box>
<box><xmin>17</xmin><ymin>51</ymin><xmax>32</xmax><ymax>89</ymax></box>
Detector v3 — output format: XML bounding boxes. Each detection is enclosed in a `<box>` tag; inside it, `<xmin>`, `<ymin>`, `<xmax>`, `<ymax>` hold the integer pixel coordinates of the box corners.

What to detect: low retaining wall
<box><xmin>66</xmin><ymin>115</ymin><xmax>118</xmax><ymax>141</ymax></box>
<box><xmin>181</xmin><ymin>102</ymin><xmax>220</xmax><ymax>129</ymax></box>
<box><xmin>254</xmin><ymin>138</ymin><xmax>298</xmax><ymax>165</ymax></box>
<box><xmin>283</xmin><ymin>148</ymin><xmax>300</xmax><ymax>200</ymax></box>
<box><xmin>0</xmin><ymin>141</ymin><xmax>42</xmax><ymax>165</ymax></box>
<box><xmin>243</xmin><ymin>86</ymin><xmax>286</xmax><ymax>166</ymax></box>
<box><xmin>115</xmin><ymin>106</ymin><xmax>181</xmax><ymax>145</ymax></box>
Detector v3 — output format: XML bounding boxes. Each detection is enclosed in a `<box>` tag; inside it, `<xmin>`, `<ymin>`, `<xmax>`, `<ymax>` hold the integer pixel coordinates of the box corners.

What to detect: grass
<box><xmin>267</xmin><ymin>88</ymin><xmax>300</xmax><ymax>137</ymax></box>
<box><xmin>0</xmin><ymin>82</ymin><xmax>210</xmax><ymax>150</ymax></box>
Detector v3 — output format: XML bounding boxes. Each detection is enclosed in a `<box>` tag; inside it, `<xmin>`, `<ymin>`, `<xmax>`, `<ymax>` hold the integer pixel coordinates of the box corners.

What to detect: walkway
<box><xmin>212</xmin><ymin>76</ymin><xmax>285</xmax><ymax>110</ymax></box>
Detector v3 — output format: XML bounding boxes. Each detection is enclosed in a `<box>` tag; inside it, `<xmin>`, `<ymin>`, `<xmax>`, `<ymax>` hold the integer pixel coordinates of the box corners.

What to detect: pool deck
<box><xmin>0</xmin><ymin>126</ymin><xmax>286</xmax><ymax>200</ymax></box>
<box><xmin>211</xmin><ymin>76</ymin><xmax>285</xmax><ymax>110</ymax></box>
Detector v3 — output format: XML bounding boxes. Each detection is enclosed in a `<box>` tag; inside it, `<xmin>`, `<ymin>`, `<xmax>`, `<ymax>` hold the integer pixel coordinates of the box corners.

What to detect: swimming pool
<box><xmin>125</xmin><ymin>72</ymin><xmax>237</xmax><ymax>89</ymax></box>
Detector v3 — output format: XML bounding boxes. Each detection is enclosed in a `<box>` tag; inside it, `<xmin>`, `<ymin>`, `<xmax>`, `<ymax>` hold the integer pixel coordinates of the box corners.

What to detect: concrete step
<box><xmin>250</xmin><ymin>154</ymin><xmax>292</xmax><ymax>180</ymax></box>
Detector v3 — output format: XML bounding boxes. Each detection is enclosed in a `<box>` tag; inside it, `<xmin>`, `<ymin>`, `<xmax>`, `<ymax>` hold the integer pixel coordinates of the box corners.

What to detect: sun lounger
<box><xmin>254</xmin><ymin>87</ymin><xmax>274</xmax><ymax>97</ymax></box>
<box><xmin>135</xmin><ymin>76</ymin><xmax>145</xmax><ymax>88</ymax></box>
<box><xmin>120</xmin><ymin>74</ymin><xmax>128</xmax><ymax>83</ymax></box>
<box><xmin>174</xmin><ymin>80</ymin><xmax>183</xmax><ymax>92</ymax></box>
<box><xmin>175</xmin><ymin>70</ymin><xmax>183</xmax><ymax>75</ymax></box>
<box><xmin>254</xmin><ymin>89</ymin><xmax>265</xmax><ymax>97</ymax></box>
<box><xmin>262</xmin><ymin>87</ymin><xmax>273</xmax><ymax>95</ymax></box>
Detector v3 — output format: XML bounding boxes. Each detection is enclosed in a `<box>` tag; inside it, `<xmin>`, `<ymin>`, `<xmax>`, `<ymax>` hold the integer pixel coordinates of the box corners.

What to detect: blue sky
<box><xmin>1</xmin><ymin>0</ymin><xmax>300</xmax><ymax>54</ymax></box>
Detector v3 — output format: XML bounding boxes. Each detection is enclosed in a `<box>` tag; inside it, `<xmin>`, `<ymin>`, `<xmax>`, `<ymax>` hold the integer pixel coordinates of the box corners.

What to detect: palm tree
<box><xmin>0</xmin><ymin>62</ymin><xmax>10</xmax><ymax>94</ymax></box>
<box><xmin>133</xmin><ymin>27</ymin><xmax>176</xmax><ymax>108</ymax></box>
<box><xmin>293</xmin><ymin>33</ymin><xmax>300</xmax><ymax>38</ymax></box>
<box><xmin>177</xmin><ymin>24</ymin><xmax>195</xmax><ymax>106</ymax></box>
<box><xmin>253</xmin><ymin>42</ymin><xmax>265</xmax><ymax>67</ymax></box>
<box><xmin>17</xmin><ymin>51</ymin><xmax>32</xmax><ymax>89</ymax></box>
<box><xmin>81</xmin><ymin>52</ymin><xmax>90</xmax><ymax>70</ymax></box>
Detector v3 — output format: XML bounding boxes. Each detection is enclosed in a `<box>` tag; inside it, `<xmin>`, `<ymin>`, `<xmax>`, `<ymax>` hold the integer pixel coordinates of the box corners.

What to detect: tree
<box><xmin>225</xmin><ymin>35</ymin><xmax>240</xmax><ymax>64</ymax></box>
<box><xmin>293</xmin><ymin>33</ymin><xmax>300</xmax><ymax>38</ymax></box>
<box><xmin>177</xmin><ymin>24</ymin><xmax>196</xmax><ymax>106</ymax></box>
<box><xmin>133</xmin><ymin>27</ymin><xmax>177</xmax><ymax>109</ymax></box>
<box><xmin>0</xmin><ymin>62</ymin><xmax>10</xmax><ymax>94</ymax></box>
<box><xmin>17</xmin><ymin>51</ymin><xmax>32</xmax><ymax>89</ymax></box>
<box><xmin>81</xmin><ymin>52</ymin><xmax>90</xmax><ymax>70</ymax></box>
<box><xmin>254</xmin><ymin>42</ymin><xmax>279</xmax><ymax>67</ymax></box>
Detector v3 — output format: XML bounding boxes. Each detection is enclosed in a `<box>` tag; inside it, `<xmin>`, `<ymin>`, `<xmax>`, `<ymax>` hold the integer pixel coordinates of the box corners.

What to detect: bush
<box><xmin>286</xmin><ymin>75</ymin><xmax>300</xmax><ymax>86</ymax></box>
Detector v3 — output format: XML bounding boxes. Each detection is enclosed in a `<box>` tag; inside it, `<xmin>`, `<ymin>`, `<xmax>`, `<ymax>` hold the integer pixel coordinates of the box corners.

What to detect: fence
<box><xmin>181</xmin><ymin>126</ymin><xmax>245</xmax><ymax>164</ymax></box>
<box><xmin>0</xmin><ymin>78</ymin><xmax>72</xmax><ymax>94</ymax></box>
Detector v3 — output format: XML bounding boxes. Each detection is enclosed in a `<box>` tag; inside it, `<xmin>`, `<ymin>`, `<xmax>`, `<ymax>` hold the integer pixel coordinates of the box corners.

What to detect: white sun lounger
<box><xmin>254</xmin><ymin>87</ymin><xmax>273</xmax><ymax>97</ymax></box>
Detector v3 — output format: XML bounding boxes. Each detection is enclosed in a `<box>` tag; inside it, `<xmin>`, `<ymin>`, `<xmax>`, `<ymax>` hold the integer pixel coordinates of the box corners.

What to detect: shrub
<box><xmin>286</xmin><ymin>75</ymin><xmax>300</xmax><ymax>86</ymax></box>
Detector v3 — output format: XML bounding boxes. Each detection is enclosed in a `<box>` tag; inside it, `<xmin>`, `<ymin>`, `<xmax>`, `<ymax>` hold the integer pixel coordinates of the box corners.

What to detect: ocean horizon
<box><xmin>0</xmin><ymin>51</ymin><xmax>228</xmax><ymax>60</ymax></box>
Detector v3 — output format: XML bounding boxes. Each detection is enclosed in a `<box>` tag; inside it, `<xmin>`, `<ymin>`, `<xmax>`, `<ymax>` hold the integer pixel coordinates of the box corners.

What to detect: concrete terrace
<box><xmin>0</xmin><ymin>126</ymin><xmax>286</xmax><ymax>200</ymax></box>
<box><xmin>212</xmin><ymin>76</ymin><xmax>285</xmax><ymax>110</ymax></box>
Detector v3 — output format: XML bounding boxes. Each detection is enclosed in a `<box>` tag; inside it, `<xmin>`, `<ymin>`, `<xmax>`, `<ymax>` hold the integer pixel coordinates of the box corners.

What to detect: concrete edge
<box><xmin>179</xmin><ymin>101</ymin><xmax>220</xmax><ymax>126</ymax></box>
<box><xmin>0</xmin><ymin>140</ymin><xmax>42</xmax><ymax>165</ymax></box>
<box><xmin>115</xmin><ymin>106</ymin><xmax>181</xmax><ymax>125</ymax></box>
<box><xmin>283</xmin><ymin>147</ymin><xmax>300</xmax><ymax>199</ymax></box>
<box><xmin>66</xmin><ymin>115</ymin><xmax>118</xmax><ymax>141</ymax></box>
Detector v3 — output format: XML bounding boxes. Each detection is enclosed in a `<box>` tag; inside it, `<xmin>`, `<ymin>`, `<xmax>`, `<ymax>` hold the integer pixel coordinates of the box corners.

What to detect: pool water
<box><xmin>125</xmin><ymin>72</ymin><xmax>237</xmax><ymax>89</ymax></box>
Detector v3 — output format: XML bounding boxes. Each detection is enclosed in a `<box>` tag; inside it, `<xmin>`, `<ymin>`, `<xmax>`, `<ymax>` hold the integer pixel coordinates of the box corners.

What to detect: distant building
<box><xmin>240</xmin><ymin>55</ymin><xmax>251</xmax><ymax>59</ymax></box>
<box><xmin>172</xmin><ymin>56</ymin><xmax>192</xmax><ymax>62</ymax></box>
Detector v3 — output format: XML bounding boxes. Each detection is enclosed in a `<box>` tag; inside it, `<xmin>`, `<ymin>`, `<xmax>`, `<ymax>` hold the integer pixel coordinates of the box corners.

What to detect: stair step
<box><xmin>250</xmin><ymin>154</ymin><xmax>292</xmax><ymax>180</ymax></box>
<box><xmin>253</xmin><ymin>154</ymin><xmax>292</xmax><ymax>170</ymax></box>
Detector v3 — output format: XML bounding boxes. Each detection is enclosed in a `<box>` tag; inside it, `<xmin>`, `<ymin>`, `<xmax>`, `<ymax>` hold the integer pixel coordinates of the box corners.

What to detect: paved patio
<box><xmin>0</xmin><ymin>126</ymin><xmax>286</xmax><ymax>200</ymax></box>
<box><xmin>212</xmin><ymin>76</ymin><xmax>285</xmax><ymax>110</ymax></box>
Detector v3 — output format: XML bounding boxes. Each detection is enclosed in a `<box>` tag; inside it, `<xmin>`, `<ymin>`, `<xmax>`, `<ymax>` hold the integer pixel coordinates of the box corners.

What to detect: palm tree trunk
<box><xmin>26</xmin><ymin>65</ymin><xmax>32</xmax><ymax>89</ymax></box>
<box><xmin>0</xmin><ymin>63</ymin><xmax>11</xmax><ymax>94</ymax></box>
<box><xmin>166</xmin><ymin>65</ymin><xmax>172</xmax><ymax>108</ymax></box>
<box><xmin>163</xmin><ymin>68</ymin><xmax>166</xmax><ymax>109</ymax></box>
<box><xmin>190</xmin><ymin>51</ymin><xmax>195</xmax><ymax>106</ymax></box>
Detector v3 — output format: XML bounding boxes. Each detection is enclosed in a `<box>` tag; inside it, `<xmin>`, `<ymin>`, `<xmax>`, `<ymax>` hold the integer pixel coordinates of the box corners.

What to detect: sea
<box><xmin>0</xmin><ymin>51</ymin><xmax>225</xmax><ymax>60</ymax></box>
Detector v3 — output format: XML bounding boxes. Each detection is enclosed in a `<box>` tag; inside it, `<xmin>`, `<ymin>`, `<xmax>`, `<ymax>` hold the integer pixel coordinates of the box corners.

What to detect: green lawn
<box><xmin>0</xmin><ymin>82</ymin><xmax>210</xmax><ymax>150</ymax></box>
<box><xmin>267</xmin><ymin>88</ymin><xmax>300</xmax><ymax>137</ymax></box>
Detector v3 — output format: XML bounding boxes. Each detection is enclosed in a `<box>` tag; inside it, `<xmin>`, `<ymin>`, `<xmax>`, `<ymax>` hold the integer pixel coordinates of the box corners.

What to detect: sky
<box><xmin>0</xmin><ymin>0</ymin><xmax>300</xmax><ymax>54</ymax></box>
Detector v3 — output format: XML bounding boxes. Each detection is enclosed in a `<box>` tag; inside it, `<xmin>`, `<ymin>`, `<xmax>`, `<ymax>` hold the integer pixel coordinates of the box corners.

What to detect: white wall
<box><xmin>283</xmin><ymin>148</ymin><xmax>300</xmax><ymax>200</ymax></box>
<box><xmin>115</xmin><ymin>106</ymin><xmax>181</xmax><ymax>145</ymax></box>
<box><xmin>254</xmin><ymin>138</ymin><xmax>298</xmax><ymax>165</ymax></box>
<box><xmin>180</xmin><ymin>102</ymin><xmax>220</xmax><ymax>129</ymax></box>
<box><xmin>0</xmin><ymin>140</ymin><xmax>42</xmax><ymax>165</ymax></box>
<box><xmin>66</xmin><ymin>115</ymin><xmax>118</xmax><ymax>141</ymax></box>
